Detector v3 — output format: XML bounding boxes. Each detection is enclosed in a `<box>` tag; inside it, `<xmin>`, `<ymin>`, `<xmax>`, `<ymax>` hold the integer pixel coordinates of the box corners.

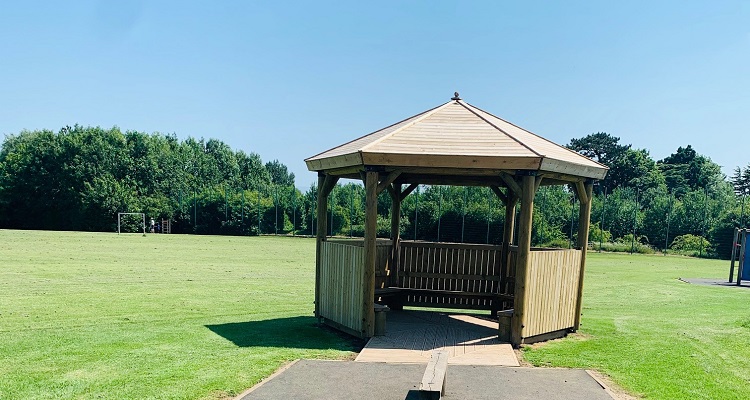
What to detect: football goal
<box><xmin>118</xmin><ymin>213</ymin><xmax>146</xmax><ymax>235</ymax></box>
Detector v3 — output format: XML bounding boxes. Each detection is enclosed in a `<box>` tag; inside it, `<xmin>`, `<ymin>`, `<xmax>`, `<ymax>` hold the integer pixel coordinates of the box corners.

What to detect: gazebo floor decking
<box><xmin>355</xmin><ymin>309</ymin><xmax>519</xmax><ymax>366</ymax></box>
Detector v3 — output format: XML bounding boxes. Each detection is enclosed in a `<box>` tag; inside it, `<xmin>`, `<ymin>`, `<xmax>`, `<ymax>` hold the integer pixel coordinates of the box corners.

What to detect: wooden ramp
<box><xmin>355</xmin><ymin>310</ymin><xmax>519</xmax><ymax>366</ymax></box>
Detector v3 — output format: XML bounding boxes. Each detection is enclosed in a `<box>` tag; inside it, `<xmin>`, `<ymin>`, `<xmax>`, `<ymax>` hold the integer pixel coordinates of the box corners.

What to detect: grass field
<box><xmin>0</xmin><ymin>230</ymin><xmax>359</xmax><ymax>399</ymax></box>
<box><xmin>3</xmin><ymin>230</ymin><xmax>750</xmax><ymax>399</ymax></box>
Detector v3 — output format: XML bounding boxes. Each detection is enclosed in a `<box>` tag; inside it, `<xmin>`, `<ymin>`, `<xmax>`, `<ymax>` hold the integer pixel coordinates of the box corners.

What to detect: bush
<box><xmin>670</xmin><ymin>234</ymin><xmax>711</xmax><ymax>252</ymax></box>
<box><xmin>588</xmin><ymin>223</ymin><xmax>612</xmax><ymax>243</ymax></box>
<box><xmin>539</xmin><ymin>237</ymin><xmax>572</xmax><ymax>249</ymax></box>
<box><xmin>593</xmin><ymin>241</ymin><xmax>655</xmax><ymax>254</ymax></box>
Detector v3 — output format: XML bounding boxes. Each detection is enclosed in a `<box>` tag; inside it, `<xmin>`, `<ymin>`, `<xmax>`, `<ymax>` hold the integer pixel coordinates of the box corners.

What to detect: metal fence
<box><xmin>160</xmin><ymin>181</ymin><xmax>738</xmax><ymax>259</ymax></box>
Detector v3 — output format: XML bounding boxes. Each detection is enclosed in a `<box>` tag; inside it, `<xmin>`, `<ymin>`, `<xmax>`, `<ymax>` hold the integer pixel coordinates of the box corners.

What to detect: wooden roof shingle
<box><xmin>305</xmin><ymin>97</ymin><xmax>608</xmax><ymax>180</ymax></box>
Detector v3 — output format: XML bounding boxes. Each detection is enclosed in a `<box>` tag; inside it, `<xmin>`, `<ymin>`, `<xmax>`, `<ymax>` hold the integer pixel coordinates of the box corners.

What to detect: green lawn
<box><xmin>3</xmin><ymin>230</ymin><xmax>750</xmax><ymax>399</ymax></box>
<box><xmin>523</xmin><ymin>252</ymin><xmax>750</xmax><ymax>399</ymax></box>
<box><xmin>0</xmin><ymin>230</ymin><xmax>359</xmax><ymax>399</ymax></box>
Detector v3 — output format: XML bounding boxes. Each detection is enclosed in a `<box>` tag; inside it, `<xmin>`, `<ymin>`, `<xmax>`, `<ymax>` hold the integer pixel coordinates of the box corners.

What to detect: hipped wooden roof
<box><xmin>306</xmin><ymin>97</ymin><xmax>608</xmax><ymax>181</ymax></box>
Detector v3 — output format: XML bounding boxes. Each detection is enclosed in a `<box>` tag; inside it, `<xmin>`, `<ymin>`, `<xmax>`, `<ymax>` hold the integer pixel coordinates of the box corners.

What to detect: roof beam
<box><xmin>395</xmin><ymin>174</ymin><xmax>503</xmax><ymax>187</ymax></box>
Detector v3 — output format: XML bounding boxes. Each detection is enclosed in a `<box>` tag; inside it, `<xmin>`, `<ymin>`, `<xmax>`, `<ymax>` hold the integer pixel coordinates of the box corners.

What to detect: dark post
<box><xmin>486</xmin><ymin>188</ymin><xmax>491</xmax><ymax>244</ymax></box>
<box><xmin>390</xmin><ymin>184</ymin><xmax>402</xmax><ymax>289</ymax></box>
<box><xmin>630</xmin><ymin>188</ymin><xmax>639</xmax><ymax>254</ymax></box>
<box><xmin>600</xmin><ymin>187</ymin><xmax>607</xmax><ymax>252</ymax></box>
<box><xmin>437</xmin><ymin>186</ymin><xmax>442</xmax><ymax>242</ymax></box>
<box><xmin>501</xmin><ymin>192</ymin><xmax>518</xmax><ymax>296</ymax></box>
<box><xmin>569</xmin><ymin>191</ymin><xmax>575</xmax><ymax>249</ymax></box>
<box><xmin>665</xmin><ymin>192</ymin><xmax>673</xmax><ymax>255</ymax></box>
<box><xmin>414</xmin><ymin>186</ymin><xmax>419</xmax><ymax>240</ymax></box>
<box><xmin>292</xmin><ymin>187</ymin><xmax>296</xmax><ymax>236</ymax></box>
<box><xmin>257</xmin><ymin>187</ymin><xmax>261</xmax><ymax>235</ymax></box>
<box><xmin>700</xmin><ymin>187</ymin><xmax>708</xmax><ymax>257</ymax></box>
<box><xmin>574</xmin><ymin>181</ymin><xmax>594</xmax><ymax>330</ymax></box>
<box><xmin>462</xmin><ymin>187</ymin><xmax>467</xmax><ymax>243</ymax></box>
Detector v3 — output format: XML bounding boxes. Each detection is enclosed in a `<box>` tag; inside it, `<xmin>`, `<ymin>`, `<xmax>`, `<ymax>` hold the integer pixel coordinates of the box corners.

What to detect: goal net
<box><xmin>118</xmin><ymin>213</ymin><xmax>146</xmax><ymax>234</ymax></box>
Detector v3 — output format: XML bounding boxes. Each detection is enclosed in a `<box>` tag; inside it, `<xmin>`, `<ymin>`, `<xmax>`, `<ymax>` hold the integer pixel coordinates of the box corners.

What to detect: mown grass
<box><xmin>4</xmin><ymin>230</ymin><xmax>750</xmax><ymax>399</ymax></box>
<box><xmin>0</xmin><ymin>230</ymin><xmax>359</xmax><ymax>399</ymax></box>
<box><xmin>523</xmin><ymin>252</ymin><xmax>750</xmax><ymax>399</ymax></box>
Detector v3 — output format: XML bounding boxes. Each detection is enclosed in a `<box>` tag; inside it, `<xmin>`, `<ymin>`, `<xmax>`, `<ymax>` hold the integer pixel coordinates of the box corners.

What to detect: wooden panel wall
<box><xmin>397</xmin><ymin>241</ymin><xmax>507</xmax><ymax>310</ymax></box>
<box><xmin>319</xmin><ymin>242</ymin><xmax>365</xmax><ymax>335</ymax></box>
<box><xmin>521</xmin><ymin>249</ymin><xmax>582</xmax><ymax>338</ymax></box>
<box><xmin>327</xmin><ymin>239</ymin><xmax>393</xmax><ymax>289</ymax></box>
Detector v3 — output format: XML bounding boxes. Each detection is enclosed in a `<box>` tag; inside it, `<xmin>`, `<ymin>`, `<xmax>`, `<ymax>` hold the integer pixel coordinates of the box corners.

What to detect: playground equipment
<box><xmin>729</xmin><ymin>228</ymin><xmax>750</xmax><ymax>284</ymax></box>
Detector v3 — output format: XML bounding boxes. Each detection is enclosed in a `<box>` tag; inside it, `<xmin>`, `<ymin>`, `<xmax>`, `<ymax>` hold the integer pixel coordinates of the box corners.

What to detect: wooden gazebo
<box><xmin>305</xmin><ymin>94</ymin><xmax>608</xmax><ymax>346</ymax></box>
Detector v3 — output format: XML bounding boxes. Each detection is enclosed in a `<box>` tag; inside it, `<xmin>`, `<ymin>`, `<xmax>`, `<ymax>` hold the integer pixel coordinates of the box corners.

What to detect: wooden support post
<box><xmin>315</xmin><ymin>175</ymin><xmax>328</xmax><ymax>319</ymax></box>
<box><xmin>573</xmin><ymin>181</ymin><xmax>594</xmax><ymax>331</ymax></box>
<box><xmin>315</xmin><ymin>174</ymin><xmax>338</xmax><ymax>320</ymax></box>
<box><xmin>362</xmin><ymin>170</ymin><xmax>378</xmax><ymax>337</ymax></box>
<box><xmin>511</xmin><ymin>175</ymin><xmax>536</xmax><ymax>346</ymax></box>
<box><xmin>390</xmin><ymin>184</ymin><xmax>402</xmax><ymax>289</ymax></box>
<box><xmin>501</xmin><ymin>193</ymin><xmax>518</xmax><ymax>296</ymax></box>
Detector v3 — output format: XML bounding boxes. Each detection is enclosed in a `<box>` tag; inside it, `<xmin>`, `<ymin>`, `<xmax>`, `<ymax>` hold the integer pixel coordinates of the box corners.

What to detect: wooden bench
<box><xmin>419</xmin><ymin>349</ymin><xmax>449</xmax><ymax>400</ymax></box>
<box><xmin>375</xmin><ymin>287</ymin><xmax>513</xmax><ymax>312</ymax></box>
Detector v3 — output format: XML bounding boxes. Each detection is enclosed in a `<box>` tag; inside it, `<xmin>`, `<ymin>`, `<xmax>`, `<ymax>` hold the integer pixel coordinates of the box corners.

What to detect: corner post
<box><xmin>573</xmin><ymin>181</ymin><xmax>594</xmax><ymax>330</ymax></box>
<box><xmin>511</xmin><ymin>174</ymin><xmax>536</xmax><ymax>346</ymax></box>
<box><xmin>363</xmin><ymin>170</ymin><xmax>378</xmax><ymax>337</ymax></box>
<box><xmin>315</xmin><ymin>174</ymin><xmax>328</xmax><ymax>320</ymax></box>
<box><xmin>314</xmin><ymin>173</ymin><xmax>338</xmax><ymax>320</ymax></box>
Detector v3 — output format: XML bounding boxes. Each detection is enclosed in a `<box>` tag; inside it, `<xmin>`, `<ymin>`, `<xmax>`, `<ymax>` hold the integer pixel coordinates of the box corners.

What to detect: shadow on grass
<box><xmin>205</xmin><ymin>316</ymin><xmax>365</xmax><ymax>351</ymax></box>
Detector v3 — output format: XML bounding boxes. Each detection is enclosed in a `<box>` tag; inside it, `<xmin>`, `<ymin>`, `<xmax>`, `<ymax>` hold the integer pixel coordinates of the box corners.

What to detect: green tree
<box><xmin>658</xmin><ymin>145</ymin><xmax>722</xmax><ymax>197</ymax></box>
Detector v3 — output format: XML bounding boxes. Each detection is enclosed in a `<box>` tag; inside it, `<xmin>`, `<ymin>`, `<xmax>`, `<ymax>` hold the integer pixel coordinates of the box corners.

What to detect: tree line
<box><xmin>0</xmin><ymin>127</ymin><xmax>747</xmax><ymax>258</ymax></box>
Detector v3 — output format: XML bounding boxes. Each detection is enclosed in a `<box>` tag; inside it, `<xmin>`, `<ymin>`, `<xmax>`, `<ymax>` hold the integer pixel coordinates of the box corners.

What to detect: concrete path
<box><xmin>356</xmin><ymin>310</ymin><xmax>519</xmax><ymax>366</ymax></box>
<box><xmin>238</xmin><ymin>360</ymin><xmax>614</xmax><ymax>400</ymax></box>
<box><xmin>679</xmin><ymin>277</ymin><xmax>750</xmax><ymax>288</ymax></box>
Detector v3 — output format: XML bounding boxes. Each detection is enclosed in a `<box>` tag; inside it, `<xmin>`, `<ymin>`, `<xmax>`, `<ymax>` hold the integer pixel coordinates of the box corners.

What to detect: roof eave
<box><xmin>539</xmin><ymin>158</ymin><xmax>609</xmax><ymax>180</ymax></box>
<box><xmin>306</xmin><ymin>152</ymin><xmax>364</xmax><ymax>172</ymax></box>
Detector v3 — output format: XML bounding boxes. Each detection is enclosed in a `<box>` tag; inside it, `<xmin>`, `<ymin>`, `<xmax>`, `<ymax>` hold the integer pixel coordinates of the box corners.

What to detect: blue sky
<box><xmin>1</xmin><ymin>1</ymin><xmax>749</xmax><ymax>188</ymax></box>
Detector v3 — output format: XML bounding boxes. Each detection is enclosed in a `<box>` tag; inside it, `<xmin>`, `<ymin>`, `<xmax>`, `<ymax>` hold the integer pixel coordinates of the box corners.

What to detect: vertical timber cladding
<box><xmin>521</xmin><ymin>249</ymin><xmax>582</xmax><ymax>338</ymax></box>
<box><xmin>319</xmin><ymin>242</ymin><xmax>365</xmax><ymax>335</ymax></box>
<box><xmin>397</xmin><ymin>241</ymin><xmax>503</xmax><ymax>309</ymax></box>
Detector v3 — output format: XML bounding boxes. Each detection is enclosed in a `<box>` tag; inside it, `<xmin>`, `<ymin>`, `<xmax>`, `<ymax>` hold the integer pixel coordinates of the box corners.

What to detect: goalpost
<box><xmin>118</xmin><ymin>213</ymin><xmax>146</xmax><ymax>235</ymax></box>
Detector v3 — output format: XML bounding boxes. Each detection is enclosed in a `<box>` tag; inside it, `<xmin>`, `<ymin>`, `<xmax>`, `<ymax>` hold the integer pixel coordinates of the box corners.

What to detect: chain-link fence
<box><xmin>159</xmin><ymin>181</ymin><xmax>739</xmax><ymax>259</ymax></box>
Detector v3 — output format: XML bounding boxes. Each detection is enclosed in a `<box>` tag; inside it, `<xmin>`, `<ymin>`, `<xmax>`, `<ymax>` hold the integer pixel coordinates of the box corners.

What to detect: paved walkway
<box><xmin>355</xmin><ymin>310</ymin><xmax>519</xmax><ymax>366</ymax></box>
<box><xmin>238</xmin><ymin>360</ymin><xmax>614</xmax><ymax>400</ymax></box>
<box><xmin>679</xmin><ymin>277</ymin><xmax>750</xmax><ymax>288</ymax></box>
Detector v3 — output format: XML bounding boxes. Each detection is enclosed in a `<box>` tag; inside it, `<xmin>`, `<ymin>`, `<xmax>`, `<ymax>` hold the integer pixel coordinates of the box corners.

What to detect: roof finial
<box><xmin>451</xmin><ymin>91</ymin><xmax>461</xmax><ymax>101</ymax></box>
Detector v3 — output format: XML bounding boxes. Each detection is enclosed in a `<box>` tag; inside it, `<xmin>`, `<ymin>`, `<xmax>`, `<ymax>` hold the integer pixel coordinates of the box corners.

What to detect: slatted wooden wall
<box><xmin>397</xmin><ymin>241</ymin><xmax>506</xmax><ymax>310</ymax></box>
<box><xmin>319</xmin><ymin>241</ymin><xmax>365</xmax><ymax>335</ymax></box>
<box><xmin>521</xmin><ymin>249</ymin><xmax>582</xmax><ymax>338</ymax></box>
